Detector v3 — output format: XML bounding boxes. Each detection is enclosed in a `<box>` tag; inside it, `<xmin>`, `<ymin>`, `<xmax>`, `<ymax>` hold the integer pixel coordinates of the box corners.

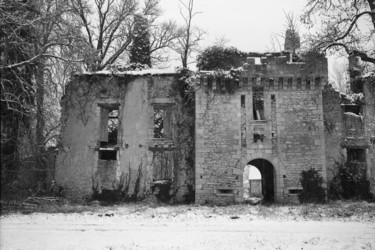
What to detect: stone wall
<box><xmin>322</xmin><ymin>77</ymin><xmax>374</xmax><ymax>195</ymax></box>
<box><xmin>195</xmin><ymin>54</ymin><xmax>328</xmax><ymax>204</ymax></box>
<box><xmin>322</xmin><ymin>86</ymin><xmax>344</xmax><ymax>181</ymax></box>
<box><xmin>363</xmin><ymin>79</ymin><xmax>375</xmax><ymax>194</ymax></box>
<box><xmin>276</xmin><ymin>86</ymin><xmax>326</xmax><ymax>190</ymax></box>
<box><xmin>55</xmin><ymin>73</ymin><xmax>194</xmax><ymax>201</ymax></box>
<box><xmin>195</xmin><ymin>89</ymin><xmax>242</xmax><ymax>205</ymax></box>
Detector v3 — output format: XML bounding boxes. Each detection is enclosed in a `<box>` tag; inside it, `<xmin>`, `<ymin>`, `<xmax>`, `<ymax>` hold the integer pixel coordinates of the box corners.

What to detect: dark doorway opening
<box><xmin>247</xmin><ymin>159</ymin><xmax>275</xmax><ymax>202</ymax></box>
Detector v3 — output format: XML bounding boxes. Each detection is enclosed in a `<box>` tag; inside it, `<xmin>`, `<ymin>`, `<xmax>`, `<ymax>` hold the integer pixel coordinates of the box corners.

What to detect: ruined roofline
<box><xmin>246</xmin><ymin>51</ymin><xmax>290</xmax><ymax>57</ymax></box>
<box><xmin>245</xmin><ymin>51</ymin><xmax>327</xmax><ymax>65</ymax></box>
<box><xmin>74</xmin><ymin>68</ymin><xmax>179</xmax><ymax>77</ymax></box>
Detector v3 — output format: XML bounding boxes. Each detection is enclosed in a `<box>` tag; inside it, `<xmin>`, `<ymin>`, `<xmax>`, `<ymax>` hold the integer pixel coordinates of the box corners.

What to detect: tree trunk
<box><xmin>367</xmin><ymin>0</ymin><xmax>375</xmax><ymax>28</ymax></box>
<box><xmin>35</xmin><ymin>62</ymin><xmax>47</xmax><ymax>186</ymax></box>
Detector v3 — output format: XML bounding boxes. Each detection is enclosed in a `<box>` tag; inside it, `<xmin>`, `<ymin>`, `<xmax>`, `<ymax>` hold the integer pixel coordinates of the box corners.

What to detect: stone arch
<box><xmin>242</xmin><ymin>158</ymin><xmax>276</xmax><ymax>202</ymax></box>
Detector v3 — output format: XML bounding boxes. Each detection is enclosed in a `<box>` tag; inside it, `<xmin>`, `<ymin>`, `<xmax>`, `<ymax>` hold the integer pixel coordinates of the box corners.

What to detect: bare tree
<box><xmin>213</xmin><ymin>35</ymin><xmax>230</xmax><ymax>48</ymax></box>
<box><xmin>302</xmin><ymin>0</ymin><xmax>375</xmax><ymax>65</ymax></box>
<box><xmin>149</xmin><ymin>20</ymin><xmax>184</xmax><ymax>65</ymax></box>
<box><xmin>174</xmin><ymin>0</ymin><xmax>205</xmax><ymax>68</ymax></box>
<box><xmin>72</xmin><ymin>0</ymin><xmax>184</xmax><ymax>69</ymax></box>
<box><xmin>1</xmin><ymin>0</ymin><xmax>85</xmax><ymax>191</ymax></box>
<box><xmin>71</xmin><ymin>0</ymin><xmax>138</xmax><ymax>70</ymax></box>
<box><xmin>267</xmin><ymin>32</ymin><xmax>283</xmax><ymax>52</ymax></box>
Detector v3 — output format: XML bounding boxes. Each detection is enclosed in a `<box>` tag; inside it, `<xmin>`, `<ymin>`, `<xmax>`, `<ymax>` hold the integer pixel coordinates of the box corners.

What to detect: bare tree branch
<box><xmin>302</xmin><ymin>0</ymin><xmax>375</xmax><ymax>66</ymax></box>
<box><xmin>174</xmin><ymin>0</ymin><xmax>205</xmax><ymax>68</ymax></box>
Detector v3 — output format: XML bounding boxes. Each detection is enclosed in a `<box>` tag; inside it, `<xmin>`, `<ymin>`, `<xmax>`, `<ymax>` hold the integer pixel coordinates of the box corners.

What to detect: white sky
<box><xmin>248</xmin><ymin>165</ymin><xmax>261</xmax><ymax>180</ymax></box>
<box><xmin>159</xmin><ymin>0</ymin><xmax>307</xmax><ymax>52</ymax></box>
<box><xmin>158</xmin><ymin>0</ymin><xmax>354</xmax><ymax>81</ymax></box>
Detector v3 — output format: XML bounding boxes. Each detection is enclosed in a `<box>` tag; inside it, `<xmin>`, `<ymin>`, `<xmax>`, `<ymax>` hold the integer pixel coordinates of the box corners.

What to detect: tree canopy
<box><xmin>302</xmin><ymin>0</ymin><xmax>375</xmax><ymax>64</ymax></box>
<box><xmin>196</xmin><ymin>46</ymin><xmax>247</xmax><ymax>71</ymax></box>
<box><xmin>130</xmin><ymin>15</ymin><xmax>151</xmax><ymax>67</ymax></box>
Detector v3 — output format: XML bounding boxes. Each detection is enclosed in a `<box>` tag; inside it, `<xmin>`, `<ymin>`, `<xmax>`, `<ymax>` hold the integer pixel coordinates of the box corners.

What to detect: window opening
<box><xmin>217</xmin><ymin>189</ymin><xmax>234</xmax><ymax>195</ymax></box>
<box><xmin>252</xmin><ymin>78</ymin><xmax>256</xmax><ymax>86</ymax></box>
<box><xmin>306</xmin><ymin>77</ymin><xmax>311</xmax><ymax>90</ymax></box>
<box><xmin>253</xmin><ymin>86</ymin><xmax>264</xmax><ymax>120</ymax></box>
<box><xmin>154</xmin><ymin>106</ymin><xmax>172</xmax><ymax>139</ymax></box>
<box><xmin>269</xmin><ymin>78</ymin><xmax>274</xmax><ymax>90</ymax></box>
<box><xmin>99</xmin><ymin>105</ymin><xmax>119</xmax><ymax>160</ymax></box>
<box><xmin>296</xmin><ymin>78</ymin><xmax>302</xmax><ymax>89</ymax></box>
<box><xmin>243</xmin><ymin>77</ymin><xmax>248</xmax><ymax>86</ymax></box>
<box><xmin>288</xmin><ymin>189</ymin><xmax>302</xmax><ymax>194</ymax></box>
<box><xmin>207</xmin><ymin>77</ymin><xmax>213</xmax><ymax>89</ymax></box>
<box><xmin>347</xmin><ymin>148</ymin><xmax>366</xmax><ymax>162</ymax></box>
<box><xmin>315</xmin><ymin>77</ymin><xmax>321</xmax><ymax>88</ymax></box>
<box><xmin>241</xmin><ymin>95</ymin><xmax>246</xmax><ymax>148</ymax></box>
<box><xmin>288</xmin><ymin>77</ymin><xmax>293</xmax><ymax>89</ymax></box>
<box><xmin>241</xmin><ymin>95</ymin><xmax>245</xmax><ymax>108</ymax></box>
<box><xmin>107</xmin><ymin>109</ymin><xmax>119</xmax><ymax>146</ymax></box>
<box><xmin>278</xmin><ymin>77</ymin><xmax>283</xmax><ymax>90</ymax></box>
<box><xmin>343</xmin><ymin>104</ymin><xmax>361</xmax><ymax>115</ymax></box>
<box><xmin>99</xmin><ymin>149</ymin><xmax>117</xmax><ymax>160</ymax></box>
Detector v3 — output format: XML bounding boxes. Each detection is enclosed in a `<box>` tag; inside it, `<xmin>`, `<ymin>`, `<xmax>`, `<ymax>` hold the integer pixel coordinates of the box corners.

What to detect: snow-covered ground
<box><xmin>1</xmin><ymin>201</ymin><xmax>375</xmax><ymax>249</ymax></box>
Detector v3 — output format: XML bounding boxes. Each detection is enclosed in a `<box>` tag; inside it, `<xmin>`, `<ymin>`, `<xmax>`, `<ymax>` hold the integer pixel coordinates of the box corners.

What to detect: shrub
<box><xmin>328</xmin><ymin>157</ymin><xmax>370</xmax><ymax>200</ymax></box>
<box><xmin>151</xmin><ymin>179</ymin><xmax>172</xmax><ymax>202</ymax></box>
<box><xmin>298</xmin><ymin>168</ymin><xmax>326</xmax><ymax>203</ymax></box>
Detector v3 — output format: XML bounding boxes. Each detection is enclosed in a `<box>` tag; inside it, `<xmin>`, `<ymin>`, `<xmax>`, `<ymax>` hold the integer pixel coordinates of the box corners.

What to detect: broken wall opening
<box><xmin>342</xmin><ymin>107</ymin><xmax>365</xmax><ymax>138</ymax></box>
<box><xmin>151</xmin><ymin>150</ymin><xmax>175</xmax><ymax>201</ymax></box>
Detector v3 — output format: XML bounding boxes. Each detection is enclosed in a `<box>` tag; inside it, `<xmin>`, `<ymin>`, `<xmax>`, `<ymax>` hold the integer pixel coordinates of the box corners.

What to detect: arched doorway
<box><xmin>243</xmin><ymin>165</ymin><xmax>262</xmax><ymax>199</ymax></box>
<box><xmin>245</xmin><ymin>159</ymin><xmax>275</xmax><ymax>202</ymax></box>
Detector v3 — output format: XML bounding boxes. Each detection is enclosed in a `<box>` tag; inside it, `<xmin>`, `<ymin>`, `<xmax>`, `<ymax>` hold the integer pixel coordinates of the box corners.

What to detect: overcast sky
<box><xmin>158</xmin><ymin>0</ymin><xmax>351</xmax><ymax>80</ymax></box>
<box><xmin>160</xmin><ymin>0</ymin><xmax>307</xmax><ymax>52</ymax></box>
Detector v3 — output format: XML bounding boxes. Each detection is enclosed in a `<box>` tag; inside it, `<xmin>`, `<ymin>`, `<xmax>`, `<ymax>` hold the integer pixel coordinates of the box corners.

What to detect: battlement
<box><xmin>239</xmin><ymin>75</ymin><xmax>325</xmax><ymax>91</ymax></box>
<box><xmin>242</xmin><ymin>52</ymin><xmax>328</xmax><ymax>77</ymax></box>
<box><xmin>198</xmin><ymin>52</ymin><xmax>328</xmax><ymax>93</ymax></box>
<box><xmin>199</xmin><ymin>75</ymin><xmax>325</xmax><ymax>92</ymax></box>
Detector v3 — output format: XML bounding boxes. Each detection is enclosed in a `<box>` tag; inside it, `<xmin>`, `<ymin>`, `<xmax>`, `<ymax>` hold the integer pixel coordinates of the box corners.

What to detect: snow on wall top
<box><xmin>77</xmin><ymin>68</ymin><xmax>178</xmax><ymax>76</ymax></box>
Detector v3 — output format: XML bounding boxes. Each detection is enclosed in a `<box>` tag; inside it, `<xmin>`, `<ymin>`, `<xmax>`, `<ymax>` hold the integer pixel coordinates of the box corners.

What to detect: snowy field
<box><xmin>1</xmin><ymin>201</ymin><xmax>375</xmax><ymax>250</ymax></box>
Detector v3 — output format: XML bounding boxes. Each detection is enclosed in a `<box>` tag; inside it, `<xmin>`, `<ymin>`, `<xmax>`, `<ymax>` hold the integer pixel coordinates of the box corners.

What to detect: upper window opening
<box><xmin>241</xmin><ymin>95</ymin><xmax>246</xmax><ymax>108</ymax></box>
<box><xmin>296</xmin><ymin>78</ymin><xmax>302</xmax><ymax>89</ymax></box>
<box><xmin>253</xmin><ymin>86</ymin><xmax>264</xmax><ymax>120</ymax></box>
<box><xmin>154</xmin><ymin>106</ymin><xmax>172</xmax><ymax>139</ymax></box>
<box><xmin>108</xmin><ymin>109</ymin><xmax>119</xmax><ymax>145</ymax></box>
<box><xmin>315</xmin><ymin>77</ymin><xmax>321</xmax><ymax>88</ymax></box>
<box><xmin>269</xmin><ymin>78</ymin><xmax>274</xmax><ymax>90</ymax></box>
<box><xmin>99</xmin><ymin>105</ymin><xmax>119</xmax><ymax>148</ymax></box>
<box><xmin>306</xmin><ymin>77</ymin><xmax>311</xmax><ymax>90</ymax></box>
<box><xmin>278</xmin><ymin>78</ymin><xmax>283</xmax><ymax>90</ymax></box>
<box><xmin>243</xmin><ymin>77</ymin><xmax>248</xmax><ymax>85</ymax></box>
<box><xmin>99</xmin><ymin>105</ymin><xmax>119</xmax><ymax>161</ymax></box>
<box><xmin>288</xmin><ymin>78</ymin><xmax>293</xmax><ymax>88</ymax></box>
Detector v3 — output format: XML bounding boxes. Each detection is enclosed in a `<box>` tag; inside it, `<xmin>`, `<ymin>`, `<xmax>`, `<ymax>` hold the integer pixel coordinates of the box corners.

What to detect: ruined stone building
<box><xmin>55</xmin><ymin>55</ymin><xmax>375</xmax><ymax>204</ymax></box>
